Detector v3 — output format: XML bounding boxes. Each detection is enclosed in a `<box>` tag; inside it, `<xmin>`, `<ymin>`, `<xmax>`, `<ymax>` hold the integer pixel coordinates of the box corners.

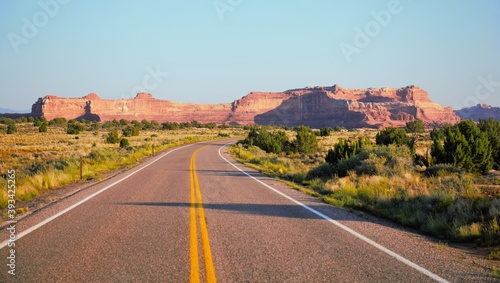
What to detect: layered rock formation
<box><xmin>31</xmin><ymin>84</ymin><xmax>461</xmax><ymax>128</ymax></box>
<box><xmin>228</xmin><ymin>85</ymin><xmax>459</xmax><ymax>128</ymax></box>
<box><xmin>32</xmin><ymin>93</ymin><xmax>232</xmax><ymax>123</ymax></box>
<box><xmin>455</xmin><ymin>104</ymin><xmax>500</xmax><ymax>121</ymax></box>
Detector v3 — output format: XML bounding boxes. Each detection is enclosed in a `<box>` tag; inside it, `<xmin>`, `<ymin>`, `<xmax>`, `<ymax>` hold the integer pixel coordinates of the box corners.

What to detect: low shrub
<box><xmin>424</xmin><ymin>164</ymin><xmax>464</xmax><ymax>177</ymax></box>
<box><xmin>305</xmin><ymin>163</ymin><xmax>333</xmax><ymax>181</ymax></box>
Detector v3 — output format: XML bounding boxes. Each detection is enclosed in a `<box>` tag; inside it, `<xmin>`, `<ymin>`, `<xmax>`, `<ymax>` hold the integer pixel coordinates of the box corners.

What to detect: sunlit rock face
<box><xmin>31</xmin><ymin>85</ymin><xmax>460</xmax><ymax>128</ymax></box>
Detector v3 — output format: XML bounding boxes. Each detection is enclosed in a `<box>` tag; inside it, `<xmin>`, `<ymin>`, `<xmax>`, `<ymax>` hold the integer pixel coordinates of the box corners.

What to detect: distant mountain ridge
<box><xmin>0</xmin><ymin>107</ymin><xmax>30</xmax><ymax>114</ymax></box>
<box><xmin>29</xmin><ymin>84</ymin><xmax>460</xmax><ymax>128</ymax></box>
<box><xmin>455</xmin><ymin>104</ymin><xmax>500</xmax><ymax>121</ymax></box>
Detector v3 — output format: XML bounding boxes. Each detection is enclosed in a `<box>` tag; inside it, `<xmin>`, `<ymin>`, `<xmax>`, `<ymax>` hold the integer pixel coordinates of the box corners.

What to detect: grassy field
<box><xmin>229</xmin><ymin>127</ymin><xmax>500</xmax><ymax>252</ymax></box>
<box><xmin>0</xmin><ymin>119</ymin><xmax>245</xmax><ymax>219</ymax></box>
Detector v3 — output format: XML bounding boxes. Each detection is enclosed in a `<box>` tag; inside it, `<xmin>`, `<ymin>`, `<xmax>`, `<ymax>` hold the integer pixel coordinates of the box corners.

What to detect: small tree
<box><xmin>242</xmin><ymin>127</ymin><xmax>290</xmax><ymax>154</ymax></box>
<box><xmin>431</xmin><ymin>121</ymin><xmax>493</xmax><ymax>174</ymax></box>
<box><xmin>293</xmin><ymin>126</ymin><xmax>318</xmax><ymax>154</ymax></box>
<box><xmin>376</xmin><ymin>127</ymin><xmax>410</xmax><ymax>146</ymax></box>
<box><xmin>39</xmin><ymin>122</ymin><xmax>48</xmax><ymax>133</ymax></box>
<box><xmin>106</xmin><ymin>129</ymin><xmax>121</xmax><ymax>144</ymax></box>
<box><xmin>405</xmin><ymin>120</ymin><xmax>425</xmax><ymax>133</ymax></box>
<box><xmin>119</xmin><ymin>138</ymin><xmax>130</xmax><ymax>148</ymax></box>
<box><xmin>6</xmin><ymin>123</ymin><xmax>17</xmax><ymax>134</ymax></box>
<box><xmin>430</xmin><ymin>127</ymin><xmax>444</xmax><ymax>141</ymax></box>
<box><xmin>122</xmin><ymin>125</ymin><xmax>140</xmax><ymax>137</ymax></box>
<box><xmin>319</xmin><ymin>127</ymin><xmax>332</xmax><ymax>137</ymax></box>
<box><xmin>67</xmin><ymin>120</ymin><xmax>85</xmax><ymax>134</ymax></box>
<box><xmin>326</xmin><ymin>137</ymin><xmax>371</xmax><ymax>165</ymax></box>
<box><xmin>478</xmin><ymin>118</ymin><xmax>500</xmax><ymax>169</ymax></box>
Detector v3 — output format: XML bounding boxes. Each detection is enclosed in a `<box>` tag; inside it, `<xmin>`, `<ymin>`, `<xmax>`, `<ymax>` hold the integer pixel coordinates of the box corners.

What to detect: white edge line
<box><xmin>218</xmin><ymin>144</ymin><xmax>449</xmax><ymax>283</ymax></box>
<box><xmin>0</xmin><ymin>143</ymin><xmax>193</xmax><ymax>250</ymax></box>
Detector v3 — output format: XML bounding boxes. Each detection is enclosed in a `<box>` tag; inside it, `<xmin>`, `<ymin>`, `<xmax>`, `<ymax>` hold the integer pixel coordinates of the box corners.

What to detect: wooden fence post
<box><xmin>80</xmin><ymin>156</ymin><xmax>83</xmax><ymax>180</ymax></box>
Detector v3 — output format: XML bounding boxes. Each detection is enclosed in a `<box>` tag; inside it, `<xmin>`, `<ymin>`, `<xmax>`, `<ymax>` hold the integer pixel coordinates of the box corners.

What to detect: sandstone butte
<box><xmin>30</xmin><ymin>84</ymin><xmax>461</xmax><ymax>129</ymax></box>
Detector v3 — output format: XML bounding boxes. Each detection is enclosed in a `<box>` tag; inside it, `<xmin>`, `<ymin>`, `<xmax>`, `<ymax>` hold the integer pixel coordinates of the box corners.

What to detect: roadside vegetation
<box><xmin>231</xmin><ymin>119</ymin><xmax>500</xmax><ymax>249</ymax></box>
<box><xmin>0</xmin><ymin>117</ymin><xmax>244</xmax><ymax>218</ymax></box>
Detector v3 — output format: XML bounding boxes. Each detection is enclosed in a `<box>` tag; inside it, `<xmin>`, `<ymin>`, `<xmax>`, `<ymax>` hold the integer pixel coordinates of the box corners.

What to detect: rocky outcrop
<box><xmin>455</xmin><ymin>104</ymin><xmax>500</xmax><ymax>121</ymax></box>
<box><xmin>229</xmin><ymin>85</ymin><xmax>459</xmax><ymax>128</ymax></box>
<box><xmin>30</xmin><ymin>84</ymin><xmax>461</xmax><ymax>128</ymax></box>
<box><xmin>32</xmin><ymin>93</ymin><xmax>232</xmax><ymax>123</ymax></box>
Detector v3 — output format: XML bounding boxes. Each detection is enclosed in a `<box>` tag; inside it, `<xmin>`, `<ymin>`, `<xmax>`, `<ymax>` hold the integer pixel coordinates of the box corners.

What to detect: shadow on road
<box><xmin>155</xmin><ymin>168</ymin><xmax>262</xmax><ymax>178</ymax></box>
<box><xmin>115</xmin><ymin>201</ymin><xmax>364</xmax><ymax>221</ymax></box>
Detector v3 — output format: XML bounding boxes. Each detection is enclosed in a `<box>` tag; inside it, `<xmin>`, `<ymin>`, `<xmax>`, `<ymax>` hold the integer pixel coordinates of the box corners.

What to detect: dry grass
<box><xmin>0</xmin><ymin>121</ymin><xmax>245</xmax><ymax>211</ymax></box>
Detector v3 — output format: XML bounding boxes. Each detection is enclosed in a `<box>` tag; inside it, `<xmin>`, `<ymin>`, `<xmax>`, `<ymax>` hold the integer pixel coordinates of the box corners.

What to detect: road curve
<box><xmin>0</xmin><ymin>140</ymin><xmax>497</xmax><ymax>282</ymax></box>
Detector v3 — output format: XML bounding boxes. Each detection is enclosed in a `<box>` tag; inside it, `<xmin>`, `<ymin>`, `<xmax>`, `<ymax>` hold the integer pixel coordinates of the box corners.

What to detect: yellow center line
<box><xmin>189</xmin><ymin>152</ymin><xmax>200</xmax><ymax>283</ymax></box>
<box><xmin>190</xmin><ymin>145</ymin><xmax>217</xmax><ymax>283</ymax></box>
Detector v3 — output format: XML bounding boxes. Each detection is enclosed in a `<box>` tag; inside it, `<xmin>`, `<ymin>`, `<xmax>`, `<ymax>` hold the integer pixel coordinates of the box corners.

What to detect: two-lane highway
<box><xmin>0</xmin><ymin>141</ymin><xmax>496</xmax><ymax>282</ymax></box>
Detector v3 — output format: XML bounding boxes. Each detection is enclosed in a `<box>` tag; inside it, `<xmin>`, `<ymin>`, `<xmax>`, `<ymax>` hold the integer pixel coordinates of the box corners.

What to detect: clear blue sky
<box><xmin>1</xmin><ymin>0</ymin><xmax>499</xmax><ymax>111</ymax></box>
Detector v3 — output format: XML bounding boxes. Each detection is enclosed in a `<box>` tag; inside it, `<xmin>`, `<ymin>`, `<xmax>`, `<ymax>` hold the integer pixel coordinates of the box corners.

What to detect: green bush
<box><xmin>39</xmin><ymin>122</ymin><xmax>48</xmax><ymax>133</ymax></box>
<box><xmin>319</xmin><ymin>127</ymin><xmax>332</xmax><ymax>137</ymax></box>
<box><xmin>106</xmin><ymin>129</ymin><xmax>121</xmax><ymax>144</ymax></box>
<box><xmin>431</xmin><ymin>120</ymin><xmax>493</xmax><ymax>174</ymax></box>
<box><xmin>243</xmin><ymin>127</ymin><xmax>290</xmax><ymax>154</ymax></box>
<box><xmin>16</xmin><ymin>116</ymin><xmax>28</xmax><ymax>123</ymax></box>
<box><xmin>67</xmin><ymin>120</ymin><xmax>85</xmax><ymax>134</ymax></box>
<box><xmin>122</xmin><ymin>125</ymin><xmax>140</xmax><ymax>137</ymax></box>
<box><xmin>326</xmin><ymin>137</ymin><xmax>371</xmax><ymax>165</ymax></box>
<box><xmin>430</xmin><ymin>127</ymin><xmax>445</xmax><ymax>141</ymax></box>
<box><xmin>120</xmin><ymin>138</ymin><xmax>130</xmax><ymax>148</ymax></box>
<box><xmin>405</xmin><ymin>120</ymin><xmax>425</xmax><ymax>133</ymax></box>
<box><xmin>48</xmin><ymin>117</ymin><xmax>67</xmax><ymax>125</ymax></box>
<box><xmin>89</xmin><ymin>122</ymin><xmax>99</xmax><ymax>131</ymax></box>
<box><xmin>102</xmin><ymin>119</ymin><xmax>120</xmax><ymax>129</ymax></box>
<box><xmin>6</xmin><ymin>122</ymin><xmax>17</xmax><ymax>134</ymax></box>
<box><xmin>88</xmin><ymin>148</ymin><xmax>114</xmax><ymax>162</ymax></box>
<box><xmin>376</xmin><ymin>127</ymin><xmax>410</xmax><ymax>146</ymax></box>
<box><xmin>293</xmin><ymin>126</ymin><xmax>318</xmax><ymax>154</ymax></box>
<box><xmin>331</xmin><ymin>145</ymin><xmax>412</xmax><ymax>177</ymax></box>
<box><xmin>478</xmin><ymin>118</ymin><xmax>500</xmax><ymax>170</ymax></box>
<box><xmin>288</xmin><ymin>172</ymin><xmax>306</xmax><ymax>184</ymax></box>
<box><xmin>424</xmin><ymin>164</ymin><xmax>464</xmax><ymax>177</ymax></box>
<box><xmin>0</xmin><ymin>117</ymin><xmax>15</xmax><ymax>125</ymax></box>
<box><xmin>305</xmin><ymin>163</ymin><xmax>334</xmax><ymax>181</ymax></box>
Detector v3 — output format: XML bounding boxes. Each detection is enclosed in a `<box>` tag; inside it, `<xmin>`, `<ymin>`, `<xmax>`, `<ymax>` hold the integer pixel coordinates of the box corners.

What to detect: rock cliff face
<box><xmin>455</xmin><ymin>104</ymin><xmax>500</xmax><ymax>121</ymax></box>
<box><xmin>32</xmin><ymin>93</ymin><xmax>232</xmax><ymax>123</ymax></box>
<box><xmin>31</xmin><ymin>84</ymin><xmax>461</xmax><ymax>128</ymax></box>
<box><xmin>228</xmin><ymin>85</ymin><xmax>459</xmax><ymax>128</ymax></box>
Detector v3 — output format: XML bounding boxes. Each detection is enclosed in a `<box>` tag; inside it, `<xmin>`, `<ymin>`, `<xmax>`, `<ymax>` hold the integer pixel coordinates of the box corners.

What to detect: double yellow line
<box><xmin>190</xmin><ymin>145</ymin><xmax>217</xmax><ymax>283</ymax></box>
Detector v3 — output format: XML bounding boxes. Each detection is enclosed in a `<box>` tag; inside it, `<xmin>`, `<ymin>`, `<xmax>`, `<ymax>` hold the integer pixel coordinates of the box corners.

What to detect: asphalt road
<box><xmin>0</xmin><ymin>140</ymin><xmax>497</xmax><ymax>282</ymax></box>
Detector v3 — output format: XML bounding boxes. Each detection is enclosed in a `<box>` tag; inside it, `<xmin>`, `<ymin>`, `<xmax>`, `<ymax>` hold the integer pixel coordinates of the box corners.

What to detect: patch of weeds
<box><xmin>287</xmin><ymin>172</ymin><xmax>306</xmax><ymax>184</ymax></box>
<box><xmin>488</xmin><ymin>248</ymin><xmax>500</xmax><ymax>260</ymax></box>
<box><xmin>436</xmin><ymin>241</ymin><xmax>448</xmax><ymax>251</ymax></box>
<box><xmin>423</xmin><ymin>215</ymin><xmax>449</xmax><ymax>237</ymax></box>
<box><xmin>307</xmin><ymin>178</ymin><xmax>327</xmax><ymax>194</ymax></box>
<box><xmin>457</xmin><ymin>223</ymin><xmax>482</xmax><ymax>242</ymax></box>
<box><xmin>15</xmin><ymin>207</ymin><xmax>29</xmax><ymax>214</ymax></box>
<box><xmin>492</xmin><ymin>265</ymin><xmax>500</xmax><ymax>279</ymax></box>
